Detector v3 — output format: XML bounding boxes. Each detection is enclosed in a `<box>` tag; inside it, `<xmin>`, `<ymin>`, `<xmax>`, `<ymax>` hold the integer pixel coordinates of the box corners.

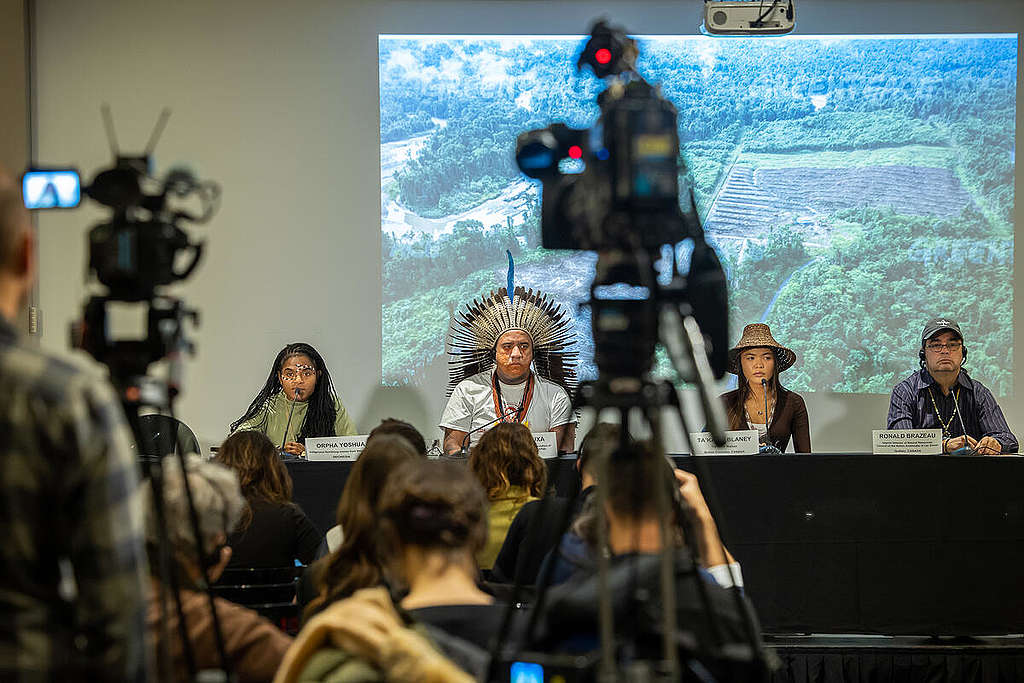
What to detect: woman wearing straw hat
<box><xmin>720</xmin><ymin>323</ymin><xmax>811</xmax><ymax>453</ymax></box>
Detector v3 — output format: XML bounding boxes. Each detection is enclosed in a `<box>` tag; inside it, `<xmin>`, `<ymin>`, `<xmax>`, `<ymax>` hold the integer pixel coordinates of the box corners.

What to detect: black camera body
<box><xmin>85</xmin><ymin>158</ymin><xmax>206</xmax><ymax>302</ymax></box>
<box><xmin>516</xmin><ymin>25</ymin><xmax>698</xmax><ymax>253</ymax></box>
<box><xmin>515</xmin><ymin>21</ymin><xmax>728</xmax><ymax>381</ymax></box>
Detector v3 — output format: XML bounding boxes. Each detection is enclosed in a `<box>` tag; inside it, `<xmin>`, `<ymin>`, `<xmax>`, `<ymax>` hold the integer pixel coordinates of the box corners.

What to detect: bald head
<box><xmin>0</xmin><ymin>166</ymin><xmax>30</xmax><ymax>270</ymax></box>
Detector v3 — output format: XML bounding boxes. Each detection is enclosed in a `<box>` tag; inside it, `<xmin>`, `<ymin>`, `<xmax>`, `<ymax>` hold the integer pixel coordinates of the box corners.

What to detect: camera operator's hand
<box><xmin>282</xmin><ymin>441</ymin><xmax>305</xmax><ymax>457</ymax></box>
<box><xmin>674</xmin><ymin>468</ymin><xmax>711</xmax><ymax>521</ymax></box>
<box><xmin>673</xmin><ymin>468</ymin><xmax>735</xmax><ymax>569</ymax></box>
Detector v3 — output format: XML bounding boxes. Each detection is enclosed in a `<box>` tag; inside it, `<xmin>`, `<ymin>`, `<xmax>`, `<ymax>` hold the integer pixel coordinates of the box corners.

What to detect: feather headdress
<box><xmin>447</xmin><ymin>285</ymin><xmax>578</xmax><ymax>397</ymax></box>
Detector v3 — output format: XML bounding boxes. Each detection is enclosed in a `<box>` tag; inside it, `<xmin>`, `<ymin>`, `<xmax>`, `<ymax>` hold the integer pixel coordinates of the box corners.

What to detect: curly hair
<box><xmin>377</xmin><ymin>459</ymin><xmax>488</xmax><ymax>574</ymax></box>
<box><xmin>468</xmin><ymin>422</ymin><xmax>547</xmax><ymax>501</ymax></box>
<box><xmin>305</xmin><ymin>435</ymin><xmax>421</xmax><ymax>618</ymax></box>
<box><xmin>215</xmin><ymin>430</ymin><xmax>294</xmax><ymax>531</ymax></box>
<box><xmin>230</xmin><ymin>342</ymin><xmax>339</xmax><ymax>440</ymax></box>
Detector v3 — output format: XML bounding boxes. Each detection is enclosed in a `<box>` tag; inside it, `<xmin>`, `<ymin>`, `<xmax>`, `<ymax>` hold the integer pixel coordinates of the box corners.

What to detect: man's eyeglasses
<box><xmin>281</xmin><ymin>368</ymin><xmax>316</xmax><ymax>381</ymax></box>
<box><xmin>925</xmin><ymin>341</ymin><xmax>963</xmax><ymax>353</ymax></box>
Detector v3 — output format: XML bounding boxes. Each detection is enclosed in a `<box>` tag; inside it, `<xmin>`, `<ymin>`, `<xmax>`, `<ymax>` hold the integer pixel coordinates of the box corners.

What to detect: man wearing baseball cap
<box><xmin>887</xmin><ymin>317</ymin><xmax>1016</xmax><ymax>454</ymax></box>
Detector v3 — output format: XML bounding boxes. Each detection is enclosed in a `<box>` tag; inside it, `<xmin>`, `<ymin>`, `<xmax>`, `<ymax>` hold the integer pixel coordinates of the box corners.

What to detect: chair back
<box><xmin>212</xmin><ymin>566</ymin><xmax>304</xmax><ymax>635</ymax></box>
<box><xmin>134</xmin><ymin>414</ymin><xmax>202</xmax><ymax>459</ymax></box>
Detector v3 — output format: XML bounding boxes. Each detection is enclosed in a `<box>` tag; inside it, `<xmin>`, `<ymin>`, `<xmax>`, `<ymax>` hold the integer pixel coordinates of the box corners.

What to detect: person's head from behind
<box><xmin>576</xmin><ymin>422</ymin><xmax>622</xmax><ymax>489</ymax></box>
<box><xmin>469</xmin><ymin>422</ymin><xmax>546</xmax><ymax>501</ymax></box>
<box><xmin>142</xmin><ymin>455</ymin><xmax>245</xmax><ymax>584</ymax></box>
<box><xmin>377</xmin><ymin>459</ymin><xmax>488</xmax><ymax>589</ymax></box>
<box><xmin>231</xmin><ymin>341</ymin><xmax>338</xmax><ymax>436</ymax></box>
<box><xmin>216</xmin><ymin>430</ymin><xmax>293</xmax><ymax>528</ymax></box>
<box><xmin>368</xmin><ymin>417</ymin><xmax>427</xmax><ymax>455</ymax></box>
<box><xmin>0</xmin><ymin>167</ymin><xmax>34</xmax><ymax>320</ymax></box>
<box><xmin>603</xmin><ymin>440</ymin><xmax>680</xmax><ymax>553</ymax></box>
<box><xmin>307</xmin><ymin>434</ymin><xmax>421</xmax><ymax>614</ymax></box>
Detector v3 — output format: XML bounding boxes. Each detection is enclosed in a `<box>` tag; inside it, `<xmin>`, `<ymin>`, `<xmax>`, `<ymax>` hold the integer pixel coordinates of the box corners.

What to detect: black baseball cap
<box><xmin>922</xmin><ymin>317</ymin><xmax>963</xmax><ymax>345</ymax></box>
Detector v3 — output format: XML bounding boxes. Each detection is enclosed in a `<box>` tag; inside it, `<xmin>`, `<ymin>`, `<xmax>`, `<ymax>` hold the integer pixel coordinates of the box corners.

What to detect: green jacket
<box><xmin>236</xmin><ymin>390</ymin><xmax>357</xmax><ymax>444</ymax></box>
<box><xmin>295</xmin><ymin>621</ymin><xmax>488</xmax><ymax>682</ymax></box>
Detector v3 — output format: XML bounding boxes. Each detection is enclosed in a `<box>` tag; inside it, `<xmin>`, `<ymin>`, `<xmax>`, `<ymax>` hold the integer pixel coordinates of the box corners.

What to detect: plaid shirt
<box><xmin>887</xmin><ymin>368</ymin><xmax>1018</xmax><ymax>453</ymax></box>
<box><xmin>0</xmin><ymin>315</ymin><xmax>149</xmax><ymax>680</ymax></box>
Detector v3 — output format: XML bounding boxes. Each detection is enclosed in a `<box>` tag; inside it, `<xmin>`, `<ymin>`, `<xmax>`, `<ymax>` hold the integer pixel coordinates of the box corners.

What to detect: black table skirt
<box><xmin>286</xmin><ymin>455</ymin><xmax>1024</xmax><ymax>638</ymax></box>
<box><xmin>286</xmin><ymin>456</ymin><xmax>581</xmax><ymax>535</ymax></box>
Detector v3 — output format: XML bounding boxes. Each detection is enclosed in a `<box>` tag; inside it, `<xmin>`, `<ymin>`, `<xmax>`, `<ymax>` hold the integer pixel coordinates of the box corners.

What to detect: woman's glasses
<box><xmin>281</xmin><ymin>367</ymin><xmax>316</xmax><ymax>381</ymax></box>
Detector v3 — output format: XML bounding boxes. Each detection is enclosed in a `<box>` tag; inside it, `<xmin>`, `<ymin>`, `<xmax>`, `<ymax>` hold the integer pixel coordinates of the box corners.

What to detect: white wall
<box><xmin>32</xmin><ymin>0</ymin><xmax>1024</xmax><ymax>451</ymax></box>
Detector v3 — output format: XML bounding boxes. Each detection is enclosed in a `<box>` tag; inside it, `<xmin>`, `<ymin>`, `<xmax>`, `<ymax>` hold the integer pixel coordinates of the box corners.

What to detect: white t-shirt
<box><xmin>439</xmin><ymin>370</ymin><xmax>574</xmax><ymax>442</ymax></box>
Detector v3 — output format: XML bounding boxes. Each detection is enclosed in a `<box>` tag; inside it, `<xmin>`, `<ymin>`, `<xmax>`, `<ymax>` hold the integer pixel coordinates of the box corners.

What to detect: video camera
<box><xmin>25</xmin><ymin>108</ymin><xmax>219</xmax><ymax>400</ymax></box>
<box><xmin>490</xmin><ymin>20</ymin><xmax>768</xmax><ymax>683</ymax></box>
<box><xmin>516</xmin><ymin>21</ymin><xmax>698</xmax><ymax>253</ymax></box>
<box><xmin>515</xmin><ymin>20</ymin><xmax>729</xmax><ymax>381</ymax></box>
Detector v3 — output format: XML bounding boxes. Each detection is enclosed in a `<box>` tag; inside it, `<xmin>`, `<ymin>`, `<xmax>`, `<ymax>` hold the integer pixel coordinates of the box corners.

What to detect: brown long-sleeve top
<box><xmin>720</xmin><ymin>386</ymin><xmax>811</xmax><ymax>453</ymax></box>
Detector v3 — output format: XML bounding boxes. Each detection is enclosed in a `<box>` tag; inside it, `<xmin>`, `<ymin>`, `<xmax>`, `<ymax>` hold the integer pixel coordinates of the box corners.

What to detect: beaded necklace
<box><xmin>926</xmin><ymin>386</ymin><xmax>961</xmax><ymax>438</ymax></box>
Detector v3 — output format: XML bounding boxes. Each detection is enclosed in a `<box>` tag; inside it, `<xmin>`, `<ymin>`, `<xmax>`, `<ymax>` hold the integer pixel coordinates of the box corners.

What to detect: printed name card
<box><xmin>871</xmin><ymin>429</ymin><xmax>942</xmax><ymax>455</ymax></box>
<box><xmin>305</xmin><ymin>435</ymin><xmax>369</xmax><ymax>461</ymax></box>
<box><xmin>689</xmin><ymin>430</ymin><xmax>759</xmax><ymax>455</ymax></box>
<box><xmin>533</xmin><ymin>431</ymin><xmax>558</xmax><ymax>459</ymax></box>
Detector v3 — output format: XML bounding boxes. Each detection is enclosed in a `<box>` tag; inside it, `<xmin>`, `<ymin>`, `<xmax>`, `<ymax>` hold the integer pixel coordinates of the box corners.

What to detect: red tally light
<box><xmin>567</xmin><ymin>145</ymin><xmax>584</xmax><ymax>160</ymax></box>
<box><xmin>594</xmin><ymin>48</ymin><xmax>613</xmax><ymax>65</ymax></box>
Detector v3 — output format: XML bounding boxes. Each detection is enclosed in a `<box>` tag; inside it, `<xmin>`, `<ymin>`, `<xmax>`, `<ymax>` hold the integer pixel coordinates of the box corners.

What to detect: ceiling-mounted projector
<box><xmin>702</xmin><ymin>0</ymin><xmax>795</xmax><ymax>35</ymax></box>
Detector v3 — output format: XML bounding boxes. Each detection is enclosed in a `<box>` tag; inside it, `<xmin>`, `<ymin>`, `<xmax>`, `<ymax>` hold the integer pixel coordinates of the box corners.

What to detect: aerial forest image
<box><xmin>380</xmin><ymin>34</ymin><xmax>1016</xmax><ymax>395</ymax></box>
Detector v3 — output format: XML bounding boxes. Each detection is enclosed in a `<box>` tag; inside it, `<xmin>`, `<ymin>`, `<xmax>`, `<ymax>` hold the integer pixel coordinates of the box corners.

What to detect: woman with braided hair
<box><xmin>231</xmin><ymin>342</ymin><xmax>356</xmax><ymax>456</ymax></box>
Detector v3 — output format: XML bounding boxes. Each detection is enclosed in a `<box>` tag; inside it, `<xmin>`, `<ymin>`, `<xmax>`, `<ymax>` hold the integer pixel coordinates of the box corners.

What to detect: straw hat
<box><xmin>727</xmin><ymin>323</ymin><xmax>797</xmax><ymax>375</ymax></box>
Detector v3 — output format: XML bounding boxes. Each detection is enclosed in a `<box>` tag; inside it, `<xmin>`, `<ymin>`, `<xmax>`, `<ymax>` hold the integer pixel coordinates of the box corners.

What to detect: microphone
<box><xmin>456</xmin><ymin>406</ymin><xmax>519</xmax><ymax>457</ymax></box>
<box><xmin>280</xmin><ymin>387</ymin><xmax>302</xmax><ymax>453</ymax></box>
<box><xmin>951</xmin><ymin>390</ymin><xmax>973</xmax><ymax>455</ymax></box>
<box><xmin>759</xmin><ymin>378</ymin><xmax>781</xmax><ymax>454</ymax></box>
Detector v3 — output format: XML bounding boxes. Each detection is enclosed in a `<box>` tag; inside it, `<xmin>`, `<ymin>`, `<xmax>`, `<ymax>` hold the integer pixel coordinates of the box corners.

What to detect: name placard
<box><xmin>872</xmin><ymin>429</ymin><xmax>942</xmax><ymax>455</ymax></box>
<box><xmin>533</xmin><ymin>431</ymin><xmax>558</xmax><ymax>459</ymax></box>
<box><xmin>305</xmin><ymin>435</ymin><xmax>369</xmax><ymax>461</ymax></box>
<box><xmin>689</xmin><ymin>430</ymin><xmax>759</xmax><ymax>456</ymax></box>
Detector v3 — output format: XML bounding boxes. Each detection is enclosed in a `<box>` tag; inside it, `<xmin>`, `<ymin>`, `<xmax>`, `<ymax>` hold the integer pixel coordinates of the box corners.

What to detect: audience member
<box><xmin>277</xmin><ymin>459</ymin><xmax>513</xmax><ymax>681</ymax></box>
<box><xmin>216</xmin><ymin>430</ymin><xmax>325</xmax><ymax>568</ymax></box>
<box><xmin>533</xmin><ymin>440</ymin><xmax>757</xmax><ymax>677</ymax></box>
<box><xmin>231</xmin><ymin>342</ymin><xmax>356</xmax><ymax>457</ymax></box>
<box><xmin>143</xmin><ymin>455</ymin><xmax>292</xmax><ymax>682</ymax></box>
<box><xmin>273</xmin><ymin>588</ymin><xmax>475</xmax><ymax>683</ymax></box>
<box><xmin>0</xmin><ymin>165</ymin><xmax>149</xmax><ymax>681</ymax></box>
<box><xmin>302</xmin><ymin>435</ymin><xmax>420</xmax><ymax>618</ymax></box>
<box><xmin>492</xmin><ymin>422</ymin><xmax>619</xmax><ymax>585</ymax></box>
<box><xmin>468</xmin><ymin>422</ymin><xmax>547</xmax><ymax>571</ymax></box>
<box><xmin>378</xmin><ymin>459</ymin><xmax>511</xmax><ymax>649</ymax></box>
<box><xmin>367</xmin><ymin>417</ymin><xmax>429</xmax><ymax>455</ymax></box>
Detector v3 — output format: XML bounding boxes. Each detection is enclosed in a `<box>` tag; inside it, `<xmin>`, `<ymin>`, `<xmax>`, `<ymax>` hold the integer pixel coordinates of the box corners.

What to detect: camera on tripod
<box><xmin>516</xmin><ymin>20</ymin><xmax>698</xmax><ymax>253</ymax></box>
<box><xmin>26</xmin><ymin>108</ymin><xmax>219</xmax><ymax>400</ymax></box>
<box><xmin>515</xmin><ymin>20</ymin><xmax>728</xmax><ymax>382</ymax></box>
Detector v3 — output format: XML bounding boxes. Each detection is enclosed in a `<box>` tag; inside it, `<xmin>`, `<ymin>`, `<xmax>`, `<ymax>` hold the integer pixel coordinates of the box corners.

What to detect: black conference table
<box><xmin>285</xmin><ymin>454</ymin><xmax>1024</xmax><ymax>682</ymax></box>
